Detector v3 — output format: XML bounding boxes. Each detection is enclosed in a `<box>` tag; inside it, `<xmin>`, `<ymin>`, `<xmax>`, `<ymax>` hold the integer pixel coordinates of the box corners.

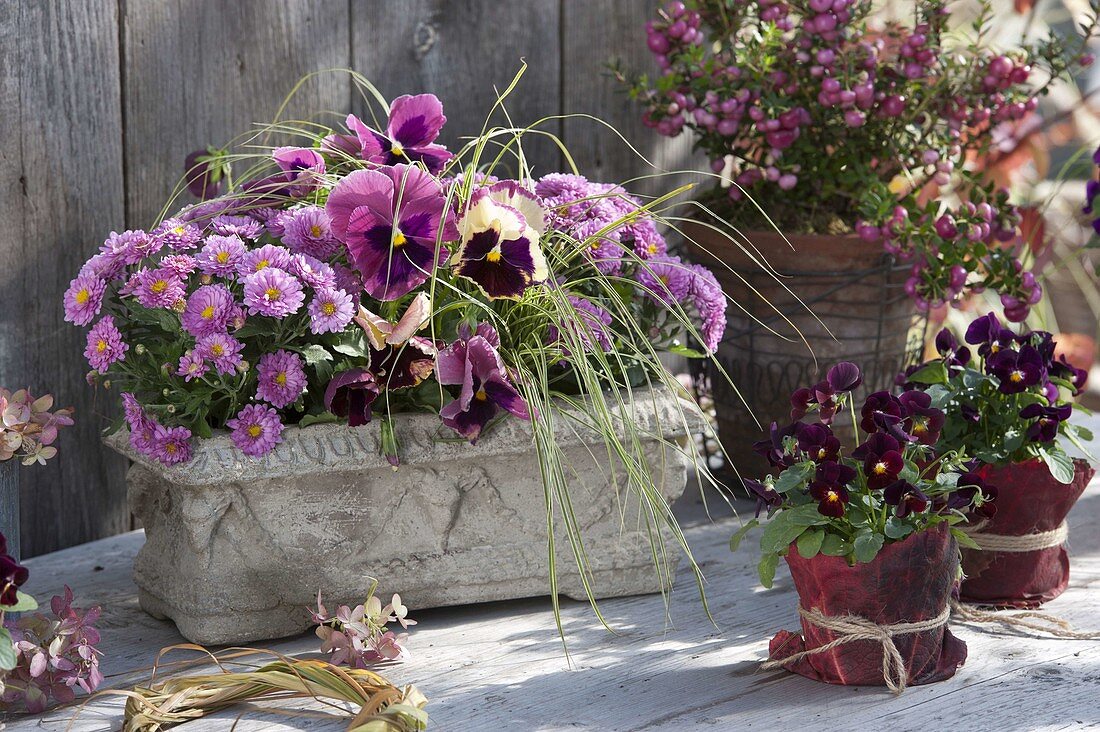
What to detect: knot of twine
<box><xmin>950</xmin><ymin>600</ymin><xmax>1100</xmax><ymax>640</ymax></box>
<box><xmin>960</xmin><ymin>521</ymin><xmax>1068</xmax><ymax>552</ymax></box>
<box><xmin>761</xmin><ymin>603</ymin><xmax>951</xmax><ymax>694</ymax></box>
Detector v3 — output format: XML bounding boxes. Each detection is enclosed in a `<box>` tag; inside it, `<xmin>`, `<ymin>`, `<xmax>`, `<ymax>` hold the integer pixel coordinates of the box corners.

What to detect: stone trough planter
<box><xmin>107</xmin><ymin>386</ymin><xmax>703</xmax><ymax>645</ymax></box>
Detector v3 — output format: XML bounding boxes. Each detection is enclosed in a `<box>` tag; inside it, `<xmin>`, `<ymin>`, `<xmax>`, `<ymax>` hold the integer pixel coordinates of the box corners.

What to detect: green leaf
<box><xmin>759</xmin><ymin>511</ymin><xmax>805</xmax><ymax>555</ymax></box>
<box><xmin>758</xmin><ymin>553</ymin><xmax>779</xmax><ymax>589</ymax></box>
<box><xmin>853</xmin><ymin>532</ymin><xmax>885</xmax><ymax>563</ymax></box>
<box><xmin>729</xmin><ymin>519</ymin><xmax>759</xmax><ymax>553</ymax></box>
<box><xmin>0</xmin><ymin>627</ymin><xmax>15</xmax><ymax>670</ymax></box>
<box><xmin>952</xmin><ymin>527</ymin><xmax>982</xmax><ymax>551</ymax></box>
<box><xmin>331</xmin><ymin>342</ymin><xmax>367</xmax><ymax>358</ymax></box>
<box><xmin>819</xmin><ymin>533</ymin><xmax>850</xmax><ymax>556</ymax></box>
<box><xmin>667</xmin><ymin>344</ymin><xmax>708</xmax><ymax>359</ymax></box>
<box><xmin>773</xmin><ymin>461</ymin><xmax>814</xmax><ymax>494</ymax></box>
<box><xmin>884</xmin><ymin>518</ymin><xmax>914</xmax><ymax>540</ymax></box>
<box><xmin>299</xmin><ymin>411</ymin><xmax>341</xmax><ymax>428</ymax></box>
<box><xmin>906</xmin><ymin>361</ymin><xmax>949</xmax><ymax>385</ymax></box>
<box><xmin>129</xmin><ymin>303</ymin><xmax>180</xmax><ymax>333</ymax></box>
<box><xmin>787</xmin><ymin>502</ymin><xmax>829</xmax><ymax>527</ymax></box>
<box><xmin>1038</xmin><ymin>446</ymin><xmax>1075</xmax><ymax>484</ymax></box>
<box><xmin>2</xmin><ymin>591</ymin><xmax>37</xmax><ymax>613</ymax></box>
<box><xmin>299</xmin><ymin>345</ymin><xmax>333</xmax><ymax>366</ymax></box>
<box><xmin>796</xmin><ymin>528</ymin><xmax>825</xmax><ymax>559</ymax></box>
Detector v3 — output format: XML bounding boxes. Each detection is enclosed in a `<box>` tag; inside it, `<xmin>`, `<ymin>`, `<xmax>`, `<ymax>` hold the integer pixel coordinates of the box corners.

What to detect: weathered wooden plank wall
<box><xmin>1</xmin><ymin>0</ymin><xmax>697</xmax><ymax>556</ymax></box>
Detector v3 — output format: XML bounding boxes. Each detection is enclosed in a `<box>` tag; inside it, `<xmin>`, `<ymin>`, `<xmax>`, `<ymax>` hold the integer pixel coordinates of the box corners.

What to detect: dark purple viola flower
<box><xmin>347</xmin><ymin>94</ymin><xmax>453</xmax><ymax>174</ymax></box>
<box><xmin>752</xmin><ymin>421</ymin><xmax>799</xmax><ymax>468</ymax></box>
<box><xmin>965</xmin><ymin>312</ymin><xmax>1018</xmax><ymax>357</ymax></box>
<box><xmin>437</xmin><ymin>331</ymin><xmax>530</xmax><ymax>443</ymax></box>
<box><xmin>948</xmin><ymin>471</ymin><xmax>998</xmax><ymax>517</ymax></box>
<box><xmin>808</xmin><ymin>482</ymin><xmax>849</xmax><ymax>518</ymax></box>
<box><xmin>797</xmin><ymin>423</ymin><xmax>840</xmax><ymax>463</ymax></box>
<box><xmin>851</xmin><ymin>431</ymin><xmax>902</xmax><ymax>461</ymax></box>
<box><xmin>371</xmin><ymin>337</ymin><xmax>437</xmax><ymax>392</ymax></box>
<box><xmin>864</xmin><ymin>449</ymin><xmax>904</xmax><ymax>489</ymax></box>
<box><xmin>744</xmin><ymin>478</ymin><xmax>782</xmax><ymax>518</ymax></box>
<box><xmin>860</xmin><ymin>390</ymin><xmax>902</xmax><ymax>433</ymax></box>
<box><xmin>934</xmin><ymin>328</ymin><xmax>971</xmax><ymax>367</ymax></box>
<box><xmin>0</xmin><ymin>548</ymin><xmax>28</xmax><ymax>606</ymax></box>
<box><xmin>324</xmin><ymin>368</ymin><xmax>381</xmax><ymax>427</ymax></box>
<box><xmin>813</xmin><ymin>460</ymin><xmax>857</xmax><ymax>488</ymax></box>
<box><xmin>1051</xmin><ymin>355</ymin><xmax>1088</xmax><ymax>395</ymax></box>
<box><xmin>826</xmin><ymin>361</ymin><xmax>863</xmax><ymax>392</ymax></box>
<box><xmin>872</xmin><ymin>411</ymin><xmax>916</xmax><ymax>444</ymax></box>
<box><xmin>988</xmin><ymin>345</ymin><xmax>1044</xmax><ymax>394</ymax></box>
<box><xmin>1020</xmin><ymin>402</ymin><xmax>1073</xmax><ymax>443</ymax></box>
<box><xmin>789</xmin><ymin>387</ymin><xmax>814</xmax><ymax>420</ymax></box>
<box><xmin>894</xmin><ymin>363</ymin><xmax>922</xmax><ymax>390</ymax></box>
<box><xmin>898</xmin><ymin>390</ymin><xmax>945</xmax><ymax>446</ymax></box>
<box><xmin>1027</xmin><ymin>330</ymin><xmax>1057</xmax><ymax>362</ymax></box>
<box><xmin>325</xmin><ymin>164</ymin><xmax>459</xmax><ymax>301</ymax></box>
<box><xmin>184</xmin><ymin>148</ymin><xmax>226</xmax><ymax>200</ymax></box>
<box><xmin>454</xmin><ymin>186</ymin><xmax>548</xmax><ymax>300</ymax></box>
<box><xmin>812</xmin><ymin>381</ymin><xmax>838</xmax><ymax>424</ymax></box>
<box><xmin>883</xmin><ymin>479</ymin><xmax>930</xmax><ymax>517</ymax></box>
<box><xmin>272</xmin><ymin>146</ymin><xmax>326</xmax><ymax>197</ymax></box>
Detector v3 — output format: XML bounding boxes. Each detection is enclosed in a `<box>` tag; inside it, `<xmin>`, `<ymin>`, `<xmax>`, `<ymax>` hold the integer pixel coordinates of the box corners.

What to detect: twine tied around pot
<box><xmin>761</xmin><ymin>603</ymin><xmax>951</xmax><ymax>694</ymax></box>
<box><xmin>950</xmin><ymin>600</ymin><xmax>1100</xmax><ymax>640</ymax></box>
<box><xmin>959</xmin><ymin>521</ymin><xmax>1068</xmax><ymax>552</ymax></box>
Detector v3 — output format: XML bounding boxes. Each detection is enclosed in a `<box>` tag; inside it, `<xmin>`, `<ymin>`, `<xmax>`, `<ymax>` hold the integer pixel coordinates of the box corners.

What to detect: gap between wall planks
<box><xmin>1</xmin><ymin>0</ymin><xmax>697</xmax><ymax>556</ymax></box>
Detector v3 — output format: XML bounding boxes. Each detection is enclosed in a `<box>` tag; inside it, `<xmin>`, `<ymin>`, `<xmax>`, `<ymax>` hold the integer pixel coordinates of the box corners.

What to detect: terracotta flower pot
<box><xmin>768</xmin><ymin>525</ymin><xmax>966</xmax><ymax>688</ymax></box>
<box><xmin>682</xmin><ymin>223</ymin><xmax>919</xmax><ymax>477</ymax></box>
<box><xmin>960</xmin><ymin>459</ymin><xmax>1095</xmax><ymax>609</ymax></box>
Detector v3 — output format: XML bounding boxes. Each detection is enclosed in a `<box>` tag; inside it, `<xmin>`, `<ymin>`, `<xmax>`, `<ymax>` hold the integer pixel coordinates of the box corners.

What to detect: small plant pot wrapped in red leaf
<box><xmin>768</xmin><ymin>525</ymin><xmax>967</xmax><ymax>688</ymax></box>
<box><xmin>960</xmin><ymin>458</ymin><xmax>1094</xmax><ymax>608</ymax></box>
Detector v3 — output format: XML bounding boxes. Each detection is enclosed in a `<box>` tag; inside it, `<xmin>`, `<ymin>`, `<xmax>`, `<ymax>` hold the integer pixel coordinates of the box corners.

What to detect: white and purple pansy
<box><xmin>437</xmin><ymin>324</ymin><xmax>531</xmax><ymax>443</ymax></box>
<box><xmin>345</xmin><ymin>93</ymin><xmax>453</xmax><ymax>174</ymax></box>
<box><xmin>325</xmin><ymin>164</ymin><xmax>459</xmax><ymax>301</ymax></box>
<box><xmin>452</xmin><ymin>183</ymin><xmax>548</xmax><ymax>301</ymax></box>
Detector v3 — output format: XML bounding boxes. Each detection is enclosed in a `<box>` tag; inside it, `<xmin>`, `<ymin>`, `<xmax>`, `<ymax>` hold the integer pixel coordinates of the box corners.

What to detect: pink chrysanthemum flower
<box><xmin>257</xmin><ymin>209</ymin><xmax>292</xmax><ymax>238</ymax></box>
<box><xmin>159</xmin><ymin>254</ymin><xmax>197</xmax><ymax>277</ymax></box>
<box><xmin>211</xmin><ymin>214</ymin><xmax>263</xmax><ymax>240</ymax></box>
<box><xmin>84</xmin><ymin>316</ymin><xmax>128</xmax><ymax>372</ymax></box>
<box><xmin>290</xmin><ymin>253</ymin><xmax>337</xmax><ymax>289</ymax></box>
<box><xmin>121</xmin><ymin>392</ymin><xmax>146</xmax><ymax>427</ymax></box>
<box><xmin>256</xmin><ymin>350</ymin><xmax>307</xmax><ymax>408</ymax></box>
<box><xmin>243</xmin><ymin>267</ymin><xmax>304</xmax><ymax>318</ymax></box>
<box><xmin>99</xmin><ymin>229</ymin><xmax>160</xmax><ymax>266</ymax></box>
<box><xmin>78</xmin><ymin>252</ymin><xmax>126</xmax><ymax>282</ymax></box>
<box><xmin>195</xmin><ymin>332</ymin><xmax>244</xmax><ymax>374</ymax></box>
<box><xmin>333</xmin><ymin>264</ymin><xmax>362</xmax><ymax>294</ymax></box>
<box><xmin>153</xmin><ymin>218</ymin><xmax>203</xmax><ymax>251</ymax></box>
<box><xmin>181</xmin><ymin>284</ymin><xmax>234</xmax><ymax>337</ymax></box>
<box><xmin>151</xmin><ymin>424</ymin><xmax>193</xmax><ymax>465</ymax></box>
<box><xmin>196</xmin><ymin>235</ymin><xmax>247</xmax><ymax>277</ymax></box>
<box><xmin>238</xmin><ymin>244</ymin><xmax>293</xmax><ymax>278</ymax></box>
<box><xmin>636</xmin><ymin>255</ymin><xmax>692</xmax><ymax>304</ymax></box>
<box><xmin>308</xmin><ymin>287</ymin><xmax>356</xmax><ymax>334</ymax></box>
<box><xmin>282</xmin><ymin>206</ymin><xmax>341</xmax><ymax>258</ymax></box>
<box><xmin>63</xmin><ymin>274</ymin><xmax>106</xmax><ymax>326</ymax></box>
<box><xmin>121</xmin><ymin>393</ymin><xmax>159</xmax><ymax>457</ymax></box>
<box><xmin>176</xmin><ymin>351</ymin><xmax>208</xmax><ymax>382</ymax></box>
<box><xmin>129</xmin><ymin>267</ymin><xmax>186</xmax><ymax>309</ymax></box>
<box><xmin>226</xmin><ymin>404</ymin><xmax>284</xmax><ymax>457</ymax></box>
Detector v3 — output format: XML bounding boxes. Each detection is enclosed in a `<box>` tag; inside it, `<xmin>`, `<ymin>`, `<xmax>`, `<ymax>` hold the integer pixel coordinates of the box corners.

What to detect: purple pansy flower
<box><xmin>808</xmin><ymin>480</ymin><xmax>849</xmax><ymax>518</ymax></box>
<box><xmin>934</xmin><ymin>328</ymin><xmax>971</xmax><ymax>367</ymax></box>
<box><xmin>797</xmin><ymin>423</ymin><xmax>840</xmax><ymax>462</ymax></box>
<box><xmin>84</xmin><ymin>317</ymin><xmax>128</xmax><ymax>372</ymax></box>
<box><xmin>883</xmin><ymin>480</ymin><xmax>930</xmax><ymax>517</ymax></box>
<box><xmin>744</xmin><ymin>478</ymin><xmax>782</xmax><ymax>518</ymax></box>
<box><xmin>184</xmin><ymin>149</ymin><xmax>224</xmax><ymax>200</ymax></box>
<box><xmin>181</xmin><ymin>284</ymin><xmax>234</xmax><ymax>337</ymax></box>
<box><xmin>282</xmin><ymin>206</ymin><xmax>342</xmax><ymax>259</ymax></box>
<box><xmin>325</xmin><ymin>164</ymin><xmax>459</xmax><ymax>301</ymax></box>
<box><xmin>195</xmin><ymin>332</ymin><xmax>244</xmax><ymax>374</ymax></box>
<box><xmin>1020</xmin><ymin>402</ymin><xmax>1073</xmax><ymax>443</ymax></box>
<box><xmin>226</xmin><ymin>404</ymin><xmax>284</xmax><ymax>457</ymax></box>
<box><xmin>453</xmin><ymin>186</ymin><xmax>548</xmax><ymax>300</ymax></box>
<box><xmin>151</xmin><ymin>424</ymin><xmax>193</xmax><ymax>466</ymax></box>
<box><xmin>238</xmin><ymin>244</ymin><xmax>293</xmax><ymax>277</ymax></box>
<box><xmin>988</xmin><ymin>345</ymin><xmax>1044</xmax><ymax>394</ymax></box>
<box><xmin>826</xmin><ymin>361</ymin><xmax>863</xmax><ymax>392</ymax></box>
<box><xmin>273</xmin><ymin>146</ymin><xmax>326</xmax><ymax>197</ymax></box>
<box><xmin>851</xmin><ymin>431</ymin><xmax>901</xmax><ymax>461</ymax></box>
<box><xmin>243</xmin><ymin>267</ymin><xmax>305</xmax><ymax>318</ymax></box>
<box><xmin>860</xmin><ymin>390</ymin><xmax>903</xmax><ymax>433</ymax></box>
<box><xmin>1051</xmin><ymin>355</ymin><xmax>1088</xmax><ymax>395</ymax></box>
<box><xmin>63</xmin><ymin>274</ymin><xmax>106</xmax><ymax>326</ymax></box>
<box><xmin>324</xmin><ymin>369</ymin><xmax>381</xmax><ymax>427</ymax></box>
<box><xmin>153</xmin><ymin>218</ymin><xmax>203</xmax><ymax>251</ymax></box>
<box><xmin>346</xmin><ymin>94</ymin><xmax>453</xmax><ymax>174</ymax></box>
<box><xmin>256</xmin><ymin>350</ymin><xmax>308</xmax><ymax>408</ymax></box>
<box><xmin>437</xmin><ymin>329</ymin><xmax>530</xmax><ymax>442</ymax></box>
<box><xmin>898</xmin><ymin>390</ymin><xmax>945</xmax><ymax>445</ymax></box>
<box><xmin>309</xmin><ymin>287</ymin><xmax>356</xmax><ymax>334</ymax></box>
<box><xmin>751</xmin><ymin>421</ymin><xmax>799</xmax><ymax>468</ymax></box>
<box><xmin>196</xmin><ymin>235</ymin><xmax>248</xmax><ymax>277</ymax></box>
<box><xmin>965</xmin><ymin>312</ymin><xmax>1018</xmax><ymax>357</ymax></box>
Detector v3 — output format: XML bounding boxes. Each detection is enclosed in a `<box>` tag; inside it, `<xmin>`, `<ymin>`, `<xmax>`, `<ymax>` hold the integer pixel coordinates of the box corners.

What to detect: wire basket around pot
<box><xmin>683</xmin><ymin>224</ymin><xmax>927</xmax><ymax>482</ymax></box>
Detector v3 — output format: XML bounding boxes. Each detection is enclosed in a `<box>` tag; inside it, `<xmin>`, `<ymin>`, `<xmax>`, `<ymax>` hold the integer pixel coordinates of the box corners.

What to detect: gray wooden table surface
<box><xmin>5</xmin><ymin>465</ymin><xmax>1100</xmax><ymax>731</ymax></box>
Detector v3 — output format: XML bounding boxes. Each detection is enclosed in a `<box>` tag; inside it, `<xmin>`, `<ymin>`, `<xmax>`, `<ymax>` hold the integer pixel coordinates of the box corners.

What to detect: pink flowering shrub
<box><xmin>65</xmin><ymin>90</ymin><xmax>727</xmax><ymax>466</ymax></box>
<box><xmin>311</xmin><ymin>587</ymin><xmax>415</xmax><ymax>667</ymax></box>
<box><xmin>0</xmin><ymin>389</ymin><xmax>73</xmax><ymax>466</ymax></box>
<box><xmin>626</xmin><ymin>0</ymin><xmax>1097</xmax><ymax>319</ymax></box>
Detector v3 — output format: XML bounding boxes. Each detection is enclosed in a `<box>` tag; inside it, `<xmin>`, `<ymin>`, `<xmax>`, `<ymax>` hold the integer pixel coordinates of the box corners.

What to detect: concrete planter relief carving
<box><xmin>107</xmin><ymin>387</ymin><xmax>703</xmax><ymax>644</ymax></box>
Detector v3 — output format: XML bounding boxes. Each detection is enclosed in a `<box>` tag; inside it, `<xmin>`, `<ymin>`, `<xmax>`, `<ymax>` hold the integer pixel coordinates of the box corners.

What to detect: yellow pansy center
<box><xmin>816</xmin><ymin>448</ymin><xmax>827</xmax><ymax>459</ymax></box>
<box><xmin>392</xmin><ymin>230</ymin><xmax>407</xmax><ymax>248</ymax></box>
<box><xmin>824</xmin><ymin>490</ymin><xmax>841</xmax><ymax>504</ymax></box>
<box><xmin>247</xmin><ymin>424</ymin><xmax>263</xmax><ymax>438</ymax></box>
<box><xmin>911</xmin><ymin>417</ymin><xmax>928</xmax><ymax>434</ymax></box>
<box><xmin>321</xmin><ymin>302</ymin><xmax>336</xmax><ymax>316</ymax></box>
<box><xmin>391</xmin><ymin>144</ymin><xmax>404</xmax><ymax>157</ymax></box>
<box><xmin>873</xmin><ymin>461</ymin><xmax>888</xmax><ymax>475</ymax></box>
<box><xmin>474</xmin><ymin>389</ymin><xmax>488</xmax><ymax>401</ymax></box>
<box><xmin>1010</xmin><ymin>370</ymin><xmax>1024</xmax><ymax>383</ymax></box>
<box><xmin>486</xmin><ymin>250</ymin><xmax>502</xmax><ymax>263</ymax></box>
<box><xmin>75</xmin><ymin>289</ymin><xmax>91</xmax><ymax>305</ymax></box>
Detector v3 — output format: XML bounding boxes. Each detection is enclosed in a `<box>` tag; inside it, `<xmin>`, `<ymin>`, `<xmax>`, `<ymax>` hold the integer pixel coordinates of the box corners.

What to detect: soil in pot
<box><xmin>767</xmin><ymin>524</ymin><xmax>966</xmax><ymax>688</ymax></box>
<box><xmin>683</xmin><ymin>223</ymin><xmax>920</xmax><ymax>480</ymax></box>
<box><xmin>960</xmin><ymin>459</ymin><xmax>1095</xmax><ymax>609</ymax></box>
